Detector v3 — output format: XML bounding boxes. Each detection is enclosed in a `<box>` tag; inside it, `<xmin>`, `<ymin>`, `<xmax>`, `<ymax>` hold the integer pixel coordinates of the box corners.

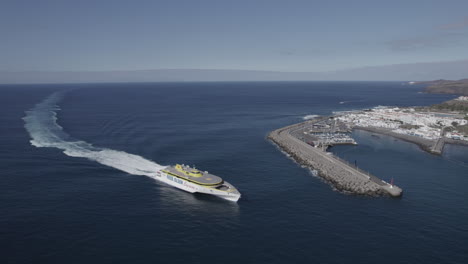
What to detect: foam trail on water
<box><xmin>23</xmin><ymin>92</ymin><xmax>166</xmax><ymax>178</ymax></box>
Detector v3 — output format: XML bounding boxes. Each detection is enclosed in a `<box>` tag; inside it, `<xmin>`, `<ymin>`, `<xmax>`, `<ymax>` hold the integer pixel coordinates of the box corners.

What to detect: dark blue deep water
<box><xmin>1</xmin><ymin>82</ymin><xmax>467</xmax><ymax>263</ymax></box>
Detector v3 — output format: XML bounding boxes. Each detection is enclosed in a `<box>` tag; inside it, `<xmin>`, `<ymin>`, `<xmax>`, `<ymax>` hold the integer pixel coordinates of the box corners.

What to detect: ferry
<box><xmin>157</xmin><ymin>164</ymin><xmax>241</xmax><ymax>202</ymax></box>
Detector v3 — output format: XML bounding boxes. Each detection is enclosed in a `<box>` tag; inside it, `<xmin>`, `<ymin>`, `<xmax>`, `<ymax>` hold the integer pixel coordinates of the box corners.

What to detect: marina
<box><xmin>270</xmin><ymin>101</ymin><xmax>467</xmax><ymax>196</ymax></box>
<box><xmin>289</xmin><ymin>117</ymin><xmax>356</xmax><ymax>149</ymax></box>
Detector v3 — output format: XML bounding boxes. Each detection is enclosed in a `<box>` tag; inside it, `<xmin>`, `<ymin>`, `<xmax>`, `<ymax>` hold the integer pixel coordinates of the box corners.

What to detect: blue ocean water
<box><xmin>0</xmin><ymin>82</ymin><xmax>467</xmax><ymax>264</ymax></box>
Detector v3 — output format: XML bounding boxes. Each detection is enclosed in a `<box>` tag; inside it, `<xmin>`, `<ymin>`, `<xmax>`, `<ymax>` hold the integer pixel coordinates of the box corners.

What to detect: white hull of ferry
<box><xmin>155</xmin><ymin>169</ymin><xmax>241</xmax><ymax>202</ymax></box>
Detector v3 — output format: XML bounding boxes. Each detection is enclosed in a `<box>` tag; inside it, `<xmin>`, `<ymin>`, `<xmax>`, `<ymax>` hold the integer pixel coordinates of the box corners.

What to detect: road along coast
<box><xmin>268</xmin><ymin>119</ymin><xmax>403</xmax><ymax>197</ymax></box>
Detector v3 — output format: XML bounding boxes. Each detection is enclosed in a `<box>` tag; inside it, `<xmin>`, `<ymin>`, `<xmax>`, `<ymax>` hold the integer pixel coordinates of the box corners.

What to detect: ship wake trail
<box><xmin>23</xmin><ymin>92</ymin><xmax>166</xmax><ymax>178</ymax></box>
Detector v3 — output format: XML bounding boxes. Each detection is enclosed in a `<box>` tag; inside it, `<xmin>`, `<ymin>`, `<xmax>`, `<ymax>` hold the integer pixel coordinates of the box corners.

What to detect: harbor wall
<box><xmin>353</xmin><ymin>126</ymin><xmax>435</xmax><ymax>153</ymax></box>
<box><xmin>268</xmin><ymin>121</ymin><xmax>402</xmax><ymax>197</ymax></box>
<box><xmin>354</xmin><ymin>126</ymin><xmax>468</xmax><ymax>154</ymax></box>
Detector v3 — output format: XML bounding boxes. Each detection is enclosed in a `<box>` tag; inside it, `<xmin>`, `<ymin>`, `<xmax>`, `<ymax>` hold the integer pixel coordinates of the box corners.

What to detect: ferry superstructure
<box><xmin>156</xmin><ymin>164</ymin><xmax>241</xmax><ymax>202</ymax></box>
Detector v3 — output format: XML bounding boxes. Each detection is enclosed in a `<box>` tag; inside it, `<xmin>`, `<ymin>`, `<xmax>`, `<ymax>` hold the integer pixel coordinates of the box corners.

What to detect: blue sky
<box><xmin>1</xmin><ymin>0</ymin><xmax>468</xmax><ymax>72</ymax></box>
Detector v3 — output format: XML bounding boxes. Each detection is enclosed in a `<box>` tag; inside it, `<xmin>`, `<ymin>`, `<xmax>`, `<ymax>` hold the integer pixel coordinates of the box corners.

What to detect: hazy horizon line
<box><xmin>1</xmin><ymin>59</ymin><xmax>467</xmax><ymax>84</ymax></box>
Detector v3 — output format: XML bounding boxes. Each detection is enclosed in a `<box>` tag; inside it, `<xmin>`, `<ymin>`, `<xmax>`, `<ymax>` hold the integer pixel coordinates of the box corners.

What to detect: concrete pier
<box><xmin>430</xmin><ymin>126</ymin><xmax>448</xmax><ymax>155</ymax></box>
<box><xmin>268</xmin><ymin>120</ymin><xmax>403</xmax><ymax>197</ymax></box>
<box><xmin>430</xmin><ymin>138</ymin><xmax>445</xmax><ymax>154</ymax></box>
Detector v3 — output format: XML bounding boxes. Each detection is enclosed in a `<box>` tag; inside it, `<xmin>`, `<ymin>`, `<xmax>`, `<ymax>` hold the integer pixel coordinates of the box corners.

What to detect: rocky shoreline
<box><xmin>445</xmin><ymin>138</ymin><xmax>468</xmax><ymax>147</ymax></box>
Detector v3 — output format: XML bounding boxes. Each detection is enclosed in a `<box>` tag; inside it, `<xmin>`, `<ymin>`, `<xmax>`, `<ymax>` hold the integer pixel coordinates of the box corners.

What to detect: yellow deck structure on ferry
<box><xmin>162</xmin><ymin>164</ymin><xmax>223</xmax><ymax>186</ymax></box>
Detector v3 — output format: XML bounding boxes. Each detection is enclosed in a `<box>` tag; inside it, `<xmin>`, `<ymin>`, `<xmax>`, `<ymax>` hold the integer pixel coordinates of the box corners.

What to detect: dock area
<box><xmin>268</xmin><ymin>118</ymin><xmax>402</xmax><ymax>197</ymax></box>
<box><xmin>290</xmin><ymin>116</ymin><xmax>356</xmax><ymax>149</ymax></box>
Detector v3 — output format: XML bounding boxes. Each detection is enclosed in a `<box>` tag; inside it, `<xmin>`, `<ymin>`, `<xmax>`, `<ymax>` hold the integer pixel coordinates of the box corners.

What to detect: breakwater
<box><xmin>354</xmin><ymin>126</ymin><xmax>436</xmax><ymax>153</ymax></box>
<box><xmin>268</xmin><ymin>120</ymin><xmax>402</xmax><ymax>197</ymax></box>
<box><xmin>354</xmin><ymin>126</ymin><xmax>468</xmax><ymax>155</ymax></box>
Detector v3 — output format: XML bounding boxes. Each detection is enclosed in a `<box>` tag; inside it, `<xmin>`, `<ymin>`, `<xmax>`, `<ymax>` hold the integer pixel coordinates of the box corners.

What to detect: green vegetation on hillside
<box><xmin>430</xmin><ymin>102</ymin><xmax>468</xmax><ymax>112</ymax></box>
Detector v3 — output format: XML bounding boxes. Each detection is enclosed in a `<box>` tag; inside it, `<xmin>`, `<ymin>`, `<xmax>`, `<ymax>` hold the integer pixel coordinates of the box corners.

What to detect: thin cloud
<box><xmin>437</xmin><ymin>17</ymin><xmax>468</xmax><ymax>30</ymax></box>
<box><xmin>279</xmin><ymin>49</ymin><xmax>296</xmax><ymax>56</ymax></box>
<box><xmin>277</xmin><ymin>48</ymin><xmax>332</xmax><ymax>57</ymax></box>
<box><xmin>387</xmin><ymin>16</ymin><xmax>468</xmax><ymax>52</ymax></box>
<box><xmin>386</xmin><ymin>32</ymin><xmax>465</xmax><ymax>51</ymax></box>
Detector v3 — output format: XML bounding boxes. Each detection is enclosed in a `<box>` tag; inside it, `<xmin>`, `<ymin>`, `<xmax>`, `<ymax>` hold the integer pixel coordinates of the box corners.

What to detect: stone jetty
<box><xmin>268</xmin><ymin>120</ymin><xmax>402</xmax><ymax>197</ymax></box>
<box><xmin>356</xmin><ymin>126</ymin><xmax>447</xmax><ymax>155</ymax></box>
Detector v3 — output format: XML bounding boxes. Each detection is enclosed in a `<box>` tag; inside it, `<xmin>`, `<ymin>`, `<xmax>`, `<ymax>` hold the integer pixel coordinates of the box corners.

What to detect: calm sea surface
<box><xmin>1</xmin><ymin>82</ymin><xmax>467</xmax><ymax>264</ymax></box>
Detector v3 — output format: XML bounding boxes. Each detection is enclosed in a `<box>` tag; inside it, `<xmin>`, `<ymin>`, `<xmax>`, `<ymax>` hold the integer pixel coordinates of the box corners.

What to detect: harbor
<box><xmin>268</xmin><ymin>118</ymin><xmax>403</xmax><ymax>197</ymax></box>
<box><xmin>334</xmin><ymin>103</ymin><xmax>468</xmax><ymax>155</ymax></box>
<box><xmin>289</xmin><ymin>117</ymin><xmax>356</xmax><ymax>149</ymax></box>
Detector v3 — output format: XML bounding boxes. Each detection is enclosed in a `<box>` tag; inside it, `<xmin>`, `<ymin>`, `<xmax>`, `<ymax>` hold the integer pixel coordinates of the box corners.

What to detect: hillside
<box><xmin>421</xmin><ymin>79</ymin><xmax>468</xmax><ymax>95</ymax></box>
<box><xmin>429</xmin><ymin>96</ymin><xmax>468</xmax><ymax>113</ymax></box>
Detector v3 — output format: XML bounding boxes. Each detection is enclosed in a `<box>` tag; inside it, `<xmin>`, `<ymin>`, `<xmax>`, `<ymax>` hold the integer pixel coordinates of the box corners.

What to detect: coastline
<box><xmin>445</xmin><ymin>138</ymin><xmax>468</xmax><ymax>147</ymax></box>
<box><xmin>268</xmin><ymin>110</ymin><xmax>468</xmax><ymax>196</ymax></box>
<box><xmin>267</xmin><ymin>84</ymin><xmax>468</xmax><ymax>196</ymax></box>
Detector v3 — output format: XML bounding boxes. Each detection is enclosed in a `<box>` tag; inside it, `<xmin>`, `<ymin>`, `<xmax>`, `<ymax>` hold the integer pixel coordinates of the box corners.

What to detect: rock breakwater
<box><xmin>268</xmin><ymin>121</ymin><xmax>402</xmax><ymax>197</ymax></box>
